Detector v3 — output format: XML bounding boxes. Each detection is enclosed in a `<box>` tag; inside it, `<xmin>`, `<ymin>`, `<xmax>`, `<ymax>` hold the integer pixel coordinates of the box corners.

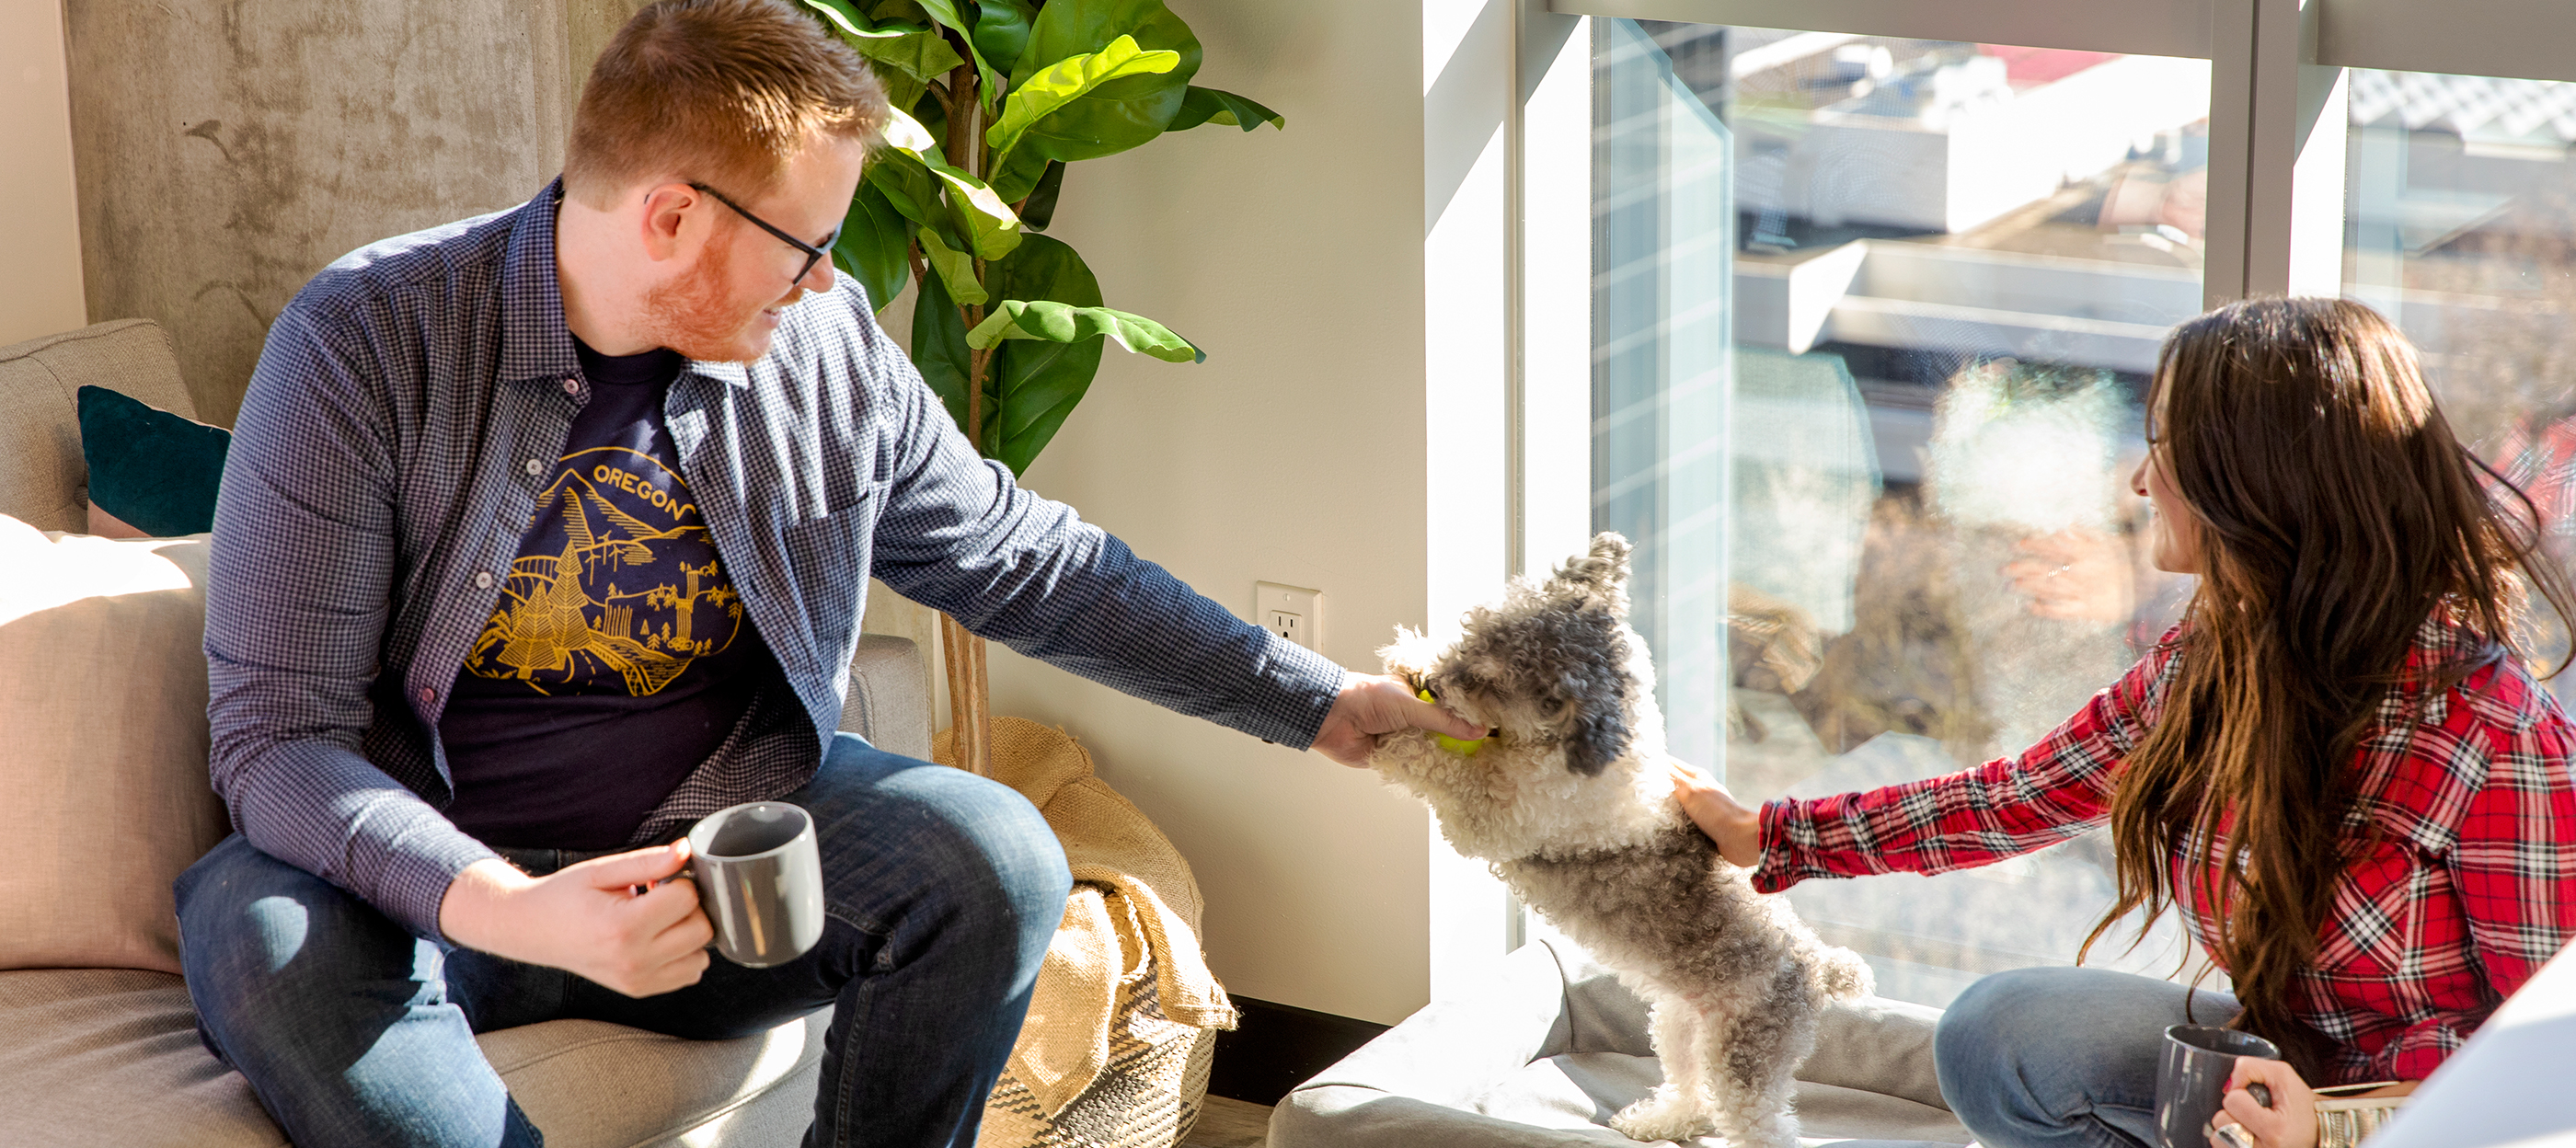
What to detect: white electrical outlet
<box><xmin>1256</xmin><ymin>581</ymin><xmax>1323</xmax><ymax>651</ymax></box>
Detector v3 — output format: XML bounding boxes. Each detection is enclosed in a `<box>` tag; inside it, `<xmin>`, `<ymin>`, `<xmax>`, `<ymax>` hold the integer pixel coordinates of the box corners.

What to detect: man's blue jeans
<box><xmin>174</xmin><ymin>734</ymin><xmax>1073</xmax><ymax>1148</ymax></box>
<box><xmin>1936</xmin><ymin>965</ymin><xmax>2245</xmax><ymax>1148</ymax></box>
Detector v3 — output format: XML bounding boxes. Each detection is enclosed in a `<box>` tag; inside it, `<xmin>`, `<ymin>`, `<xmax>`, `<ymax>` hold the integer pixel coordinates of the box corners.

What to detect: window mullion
<box><xmin>2208</xmin><ymin>0</ymin><xmax>2346</xmax><ymax>305</ymax></box>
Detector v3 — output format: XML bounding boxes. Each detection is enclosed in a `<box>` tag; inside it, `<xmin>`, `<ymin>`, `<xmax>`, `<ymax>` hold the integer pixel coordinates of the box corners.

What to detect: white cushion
<box><xmin>0</xmin><ymin>516</ymin><xmax>227</xmax><ymax>973</ymax></box>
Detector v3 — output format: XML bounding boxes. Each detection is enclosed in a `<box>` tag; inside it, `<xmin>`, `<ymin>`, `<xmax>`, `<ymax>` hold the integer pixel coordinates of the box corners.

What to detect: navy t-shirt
<box><xmin>440</xmin><ymin>340</ymin><xmax>775</xmax><ymax>848</ymax></box>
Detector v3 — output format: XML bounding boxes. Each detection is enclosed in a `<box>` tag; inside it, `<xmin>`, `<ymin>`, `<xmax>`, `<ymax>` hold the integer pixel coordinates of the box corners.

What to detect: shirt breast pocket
<box><xmin>781</xmin><ymin>496</ymin><xmax>872</xmax><ymax>659</ymax></box>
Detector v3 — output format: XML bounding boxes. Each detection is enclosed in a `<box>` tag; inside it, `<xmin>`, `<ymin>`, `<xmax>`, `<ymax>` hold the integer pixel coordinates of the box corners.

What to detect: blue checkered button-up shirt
<box><xmin>205</xmin><ymin>180</ymin><xmax>1343</xmax><ymax>943</ymax></box>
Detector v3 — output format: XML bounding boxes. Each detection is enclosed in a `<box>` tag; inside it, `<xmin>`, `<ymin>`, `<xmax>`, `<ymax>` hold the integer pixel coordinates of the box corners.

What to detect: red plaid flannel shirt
<box><xmin>1754</xmin><ymin>620</ymin><xmax>2576</xmax><ymax>1085</ymax></box>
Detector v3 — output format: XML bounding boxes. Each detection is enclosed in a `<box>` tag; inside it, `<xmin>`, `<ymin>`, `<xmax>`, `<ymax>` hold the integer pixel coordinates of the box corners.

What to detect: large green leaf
<box><xmin>930</xmin><ymin>165</ymin><xmax>1022</xmax><ymax>259</ymax></box>
<box><xmin>1008</xmin><ymin>0</ymin><xmax>1202</xmax><ymax>167</ymax></box>
<box><xmin>1168</xmin><ymin>86</ymin><xmax>1285</xmax><ymax>132</ymax></box>
<box><xmin>983</xmin><ymin>235</ymin><xmax>1105</xmax><ymax>473</ymax></box>
<box><xmin>800</xmin><ymin>0</ymin><xmax>942</xmax><ymax>110</ymax></box>
<box><xmin>972</xmin><ymin>0</ymin><xmax>1037</xmax><ymax>74</ymax></box>
<box><xmin>912</xmin><ymin>0</ymin><xmax>1002</xmax><ymax>109</ymax></box>
<box><xmin>916</xmin><ymin>227</ymin><xmax>987</xmax><ymax>304</ymax></box>
<box><xmin>802</xmin><ymin>0</ymin><xmax>914</xmax><ymax>40</ymax></box>
<box><xmin>862</xmin><ymin>148</ymin><xmax>940</xmax><ymax>225</ymax></box>
<box><xmin>985</xmin><ymin>36</ymin><xmax>1181</xmax><ymax>182</ymax></box>
<box><xmin>1019</xmin><ymin>160</ymin><xmax>1065</xmax><ymax>230</ymax></box>
<box><xmin>989</xmin><ymin>144</ymin><xmax>1055</xmax><ymax>205</ymax></box>
<box><xmin>853</xmin><ymin>30</ymin><xmax>965</xmax><ymax>86</ymax></box>
<box><xmin>910</xmin><ymin>265</ymin><xmax>975</xmax><ymax>437</ymax></box>
<box><xmin>880</xmin><ymin>107</ymin><xmax>949</xmax><ymax>166</ymax></box>
<box><xmin>801</xmin><ymin>0</ymin><xmax>959</xmax><ymax>85</ymax></box>
<box><xmin>967</xmin><ymin>300</ymin><xmax>1203</xmax><ymax>363</ymax></box>
<box><xmin>833</xmin><ymin>180</ymin><xmax>914</xmax><ymax>313</ymax></box>
<box><xmin>874</xmin><ymin>109</ymin><xmax>1018</xmax><ymax>259</ymax></box>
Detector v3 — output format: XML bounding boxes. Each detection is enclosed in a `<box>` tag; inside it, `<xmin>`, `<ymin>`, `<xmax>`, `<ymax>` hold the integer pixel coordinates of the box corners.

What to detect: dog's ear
<box><xmin>1547</xmin><ymin>534</ymin><xmax>1633</xmax><ymax>620</ymax></box>
<box><xmin>1544</xmin><ymin>587</ymin><xmax>1634</xmax><ymax>777</ymax></box>
<box><xmin>1564</xmin><ymin>704</ymin><xmax>1632</xmax><ymax>777</ymax></box>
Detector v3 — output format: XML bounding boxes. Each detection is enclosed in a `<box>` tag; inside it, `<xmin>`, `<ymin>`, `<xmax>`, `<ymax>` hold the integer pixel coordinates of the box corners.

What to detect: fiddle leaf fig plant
<box><xmin>803</xmin><ymin>0</ymin><xmax>1281</xmax><ymax>476</ymax></box>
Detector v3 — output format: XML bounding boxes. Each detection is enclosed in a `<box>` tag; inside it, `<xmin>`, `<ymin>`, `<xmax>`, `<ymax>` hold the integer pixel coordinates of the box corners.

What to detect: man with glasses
<box><xmin>175</xmin><ymin>2</ymin><xmax>1480</xmax><ymax>1146</ymax></box>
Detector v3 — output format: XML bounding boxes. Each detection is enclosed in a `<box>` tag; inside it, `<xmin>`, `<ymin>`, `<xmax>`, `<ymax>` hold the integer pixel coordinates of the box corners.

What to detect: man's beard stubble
<box><xmin>640</xmin><ymin>235</ymin><xmax>791</xmax><ymax>364</ymax></box>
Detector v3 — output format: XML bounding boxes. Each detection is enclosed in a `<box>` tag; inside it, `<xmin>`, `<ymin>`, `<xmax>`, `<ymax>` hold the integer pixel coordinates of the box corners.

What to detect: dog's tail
<box><xmin>1809</xmin><ymin>944</ymin><xmax>1873</xmax><ymax>1002</ymax></box>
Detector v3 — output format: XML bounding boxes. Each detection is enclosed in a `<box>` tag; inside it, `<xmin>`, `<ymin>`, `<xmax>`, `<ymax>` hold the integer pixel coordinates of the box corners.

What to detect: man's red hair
<box><xmin>565</xmin><ymin>0</ymin><xmax>888</xmax><ymax>207</ymax></box>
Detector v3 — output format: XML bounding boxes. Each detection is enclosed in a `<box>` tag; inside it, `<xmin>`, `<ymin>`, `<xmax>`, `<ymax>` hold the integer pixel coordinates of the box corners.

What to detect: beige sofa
<box><xmin>0</xmin><ymin>319</ymin><xmax>932</xmax><ymax>1147</ymax></box>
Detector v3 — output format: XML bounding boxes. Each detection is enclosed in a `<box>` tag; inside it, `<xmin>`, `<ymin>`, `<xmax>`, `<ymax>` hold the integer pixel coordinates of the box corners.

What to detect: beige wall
<box><xmin>1</xmin><ymin>0</ymin><xmax>86</xmax><ymax>346</ymax></box>
<box><xmin>989</xmin><ymin>1</ymin><xmax>1519</xmax><ymax>1026</ymax></box>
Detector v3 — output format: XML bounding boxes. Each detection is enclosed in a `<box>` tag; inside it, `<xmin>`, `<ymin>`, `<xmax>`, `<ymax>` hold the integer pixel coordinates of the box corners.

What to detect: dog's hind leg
<box><xmin>1702</xmin><ymin>969</ymin><xmax>1820</xmax><ymax>1148</ymax></box>
<box><xmin>1608</xmin><ymin>993</ymin><xmax>1719</xmax><ymax>1143</ymax></box>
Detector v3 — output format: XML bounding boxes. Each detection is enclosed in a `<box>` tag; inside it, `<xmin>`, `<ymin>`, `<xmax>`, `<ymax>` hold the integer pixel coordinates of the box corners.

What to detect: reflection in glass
<box><xmin>2346</xmin><ymin>70</ymin><xmax>2576</xmax><ymax>701</ymax></box>
<box><xmin>1584</xmin><ymin>21</ymin><xmax>2213</xmax><ymax>1005</ymax></box>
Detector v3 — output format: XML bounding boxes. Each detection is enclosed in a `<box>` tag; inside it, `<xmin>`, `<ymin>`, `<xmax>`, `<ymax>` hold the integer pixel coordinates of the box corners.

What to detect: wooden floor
<box><xmin>1180</xmin><ymin>1096</ymin><xmax>1273</xmax><ymax>1148</ymax></box>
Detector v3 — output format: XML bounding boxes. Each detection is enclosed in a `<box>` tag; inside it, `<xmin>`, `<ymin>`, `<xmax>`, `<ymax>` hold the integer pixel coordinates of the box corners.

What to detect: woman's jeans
<box><xmin>1936</xmin><ymin>966</ymin><xmax>2243</xmax><ymax>1148</ymax></box>
<box><xmin>173</xmin><ymin>733</ymin><xmax>1073</xmax><ymax>1148</ymax></box>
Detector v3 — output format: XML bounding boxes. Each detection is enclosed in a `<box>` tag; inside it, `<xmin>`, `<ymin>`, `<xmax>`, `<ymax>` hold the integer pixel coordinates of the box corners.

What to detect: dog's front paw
<box><xmin>1609</xmin><ymin>1090</ymin><xmax>1715</xmax><ymax>1143</ymax></box>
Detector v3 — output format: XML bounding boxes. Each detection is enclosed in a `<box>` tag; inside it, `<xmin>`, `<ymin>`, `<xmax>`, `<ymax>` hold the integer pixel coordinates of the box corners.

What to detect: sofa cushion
<box><xmin>0</xmin><ymin>968</ymin><xmax>832</xmax><ymax>1148</ymax></box>
<box><xmin>76</xmin><ymin>385</ymin><xmax>231</xmax><ymax>538</ymax></box>
<box><xmin>0</xmin><ymin>516</ymin><xmax>229</xmax><ymax>973</ymax></box>
<box><xmin>0</xmin><ymin>319</ymin><xmax>196</xmax><ymax>534</ymax></box>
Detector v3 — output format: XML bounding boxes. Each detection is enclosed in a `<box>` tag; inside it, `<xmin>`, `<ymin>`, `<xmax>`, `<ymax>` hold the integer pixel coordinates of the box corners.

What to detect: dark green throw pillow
<box><xmin>76</xmin><ymin>385</ymin><xmax>230</xmax><ymax>537</ymax></box>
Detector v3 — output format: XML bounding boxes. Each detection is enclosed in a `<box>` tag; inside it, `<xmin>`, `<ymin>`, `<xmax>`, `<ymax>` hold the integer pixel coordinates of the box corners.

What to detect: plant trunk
<box><xmin>940</xmin><ymin>611</ymin><xmax>992</xmax><ymax>776</ymax></box>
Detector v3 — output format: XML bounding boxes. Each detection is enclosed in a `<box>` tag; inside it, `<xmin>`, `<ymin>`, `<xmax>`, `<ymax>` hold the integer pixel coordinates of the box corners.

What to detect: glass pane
<box><xmin>1574</xmin><ymin>20</ymin><xmax>2214</xmax><ymax>1006</ymax></box>
<box><xmin>2344</xmin><ymin>69</ymin><xmax>2576</xmax><ymax>699</ymax></box>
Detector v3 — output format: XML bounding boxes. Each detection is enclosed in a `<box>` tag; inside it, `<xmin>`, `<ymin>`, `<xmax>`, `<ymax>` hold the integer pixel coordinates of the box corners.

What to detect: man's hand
<box><xmin>1310</xmin><ymin>672</ymin><xmax>1489</xmax><ymax>767</ymax></box>
<box><xmin>1671</xmin><ymin>763</ymin><xmax>1763</xmax><ymax>867</ymax></box>
<box><xmin>438</xmin><ymin>841</ymin><xmax>715</xmax><ymax>998</ymax></box>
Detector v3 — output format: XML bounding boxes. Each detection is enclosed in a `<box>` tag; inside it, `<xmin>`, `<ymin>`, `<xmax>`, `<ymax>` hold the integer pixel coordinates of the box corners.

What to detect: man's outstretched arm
<box><xmin>855</xmin><ymin>317</ymin><xmax>1478</xmax><ymax>755</ymax></box>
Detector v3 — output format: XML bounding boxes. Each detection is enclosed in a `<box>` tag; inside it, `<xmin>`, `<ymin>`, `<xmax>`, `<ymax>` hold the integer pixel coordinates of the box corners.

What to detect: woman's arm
<box><xmin>1722</xmin><ymin>634</ymin><xmax>2180</xmax><ymax>893</ymax></box>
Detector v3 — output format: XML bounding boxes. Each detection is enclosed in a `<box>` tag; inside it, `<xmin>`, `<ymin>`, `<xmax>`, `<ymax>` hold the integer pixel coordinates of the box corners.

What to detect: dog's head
<box><xmin>1373</xmin><ymin>534</ymin><xmax>1671</xmax><ymax>858</ymax></box>
<box><xmin>1413</xmin><ymin>533</ymin><xmax>1639</xmax><ymax>775</ymax></box>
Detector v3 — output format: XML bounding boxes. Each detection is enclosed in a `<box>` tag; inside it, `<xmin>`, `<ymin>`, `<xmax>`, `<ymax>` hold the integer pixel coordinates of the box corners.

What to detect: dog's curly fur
<box><xmin>1370</xmin><ymin>534</ymin><xmax>1872</xmax><ymax>1148</ymax></box>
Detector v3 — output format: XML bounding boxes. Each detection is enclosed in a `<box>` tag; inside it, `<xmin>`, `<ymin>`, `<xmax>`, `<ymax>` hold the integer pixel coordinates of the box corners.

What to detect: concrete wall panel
<box><xmin>63</xmin><ymin>0</ymin><xmax>642</xmax><ymax>425</ymax></box>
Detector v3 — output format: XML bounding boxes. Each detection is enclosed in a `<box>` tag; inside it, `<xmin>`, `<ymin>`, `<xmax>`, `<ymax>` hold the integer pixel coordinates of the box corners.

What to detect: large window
<box><xmin>2345</xmin><ymin>68</ymin><xmax>2576</xmax><ymax>704</ymax></box>
<box><xmin>1517</xmin><ymin>0</ymin><xmax>2576</xmax><ymax>1006</ymax></box>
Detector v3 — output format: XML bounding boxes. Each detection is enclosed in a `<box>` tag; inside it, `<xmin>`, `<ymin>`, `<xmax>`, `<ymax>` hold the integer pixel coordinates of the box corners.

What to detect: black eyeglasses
<box><xmin>689</xmin><ymin>182</ymin><xmax>840</xmax><ymax>284</ymax></box>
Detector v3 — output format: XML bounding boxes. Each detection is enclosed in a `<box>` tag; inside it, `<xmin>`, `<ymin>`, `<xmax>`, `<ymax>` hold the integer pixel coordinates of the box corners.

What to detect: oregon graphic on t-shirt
<box><xmin>464</xmin><ymin>445</ymin><xmax>744</xmax><ymax>696</ymax></box>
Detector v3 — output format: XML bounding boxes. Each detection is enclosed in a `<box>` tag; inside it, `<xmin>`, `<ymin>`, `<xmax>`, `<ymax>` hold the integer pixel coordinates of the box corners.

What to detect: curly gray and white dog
<box><xmin>1370</xmin><ymin>533</ymin><xmax>1872</xmax><ymax>1148</ymax></box>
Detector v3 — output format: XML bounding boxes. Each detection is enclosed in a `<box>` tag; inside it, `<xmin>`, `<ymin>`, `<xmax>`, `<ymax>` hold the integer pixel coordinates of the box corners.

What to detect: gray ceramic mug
<box><xmin>2156</xmin><ymin>1024</ymin><xmax>2280</xmax><ymax>1148</ymax></box>
<box><xmin>684</xmin><ymin>801</ymin><xmax>824</xmax><ymax>968</ymax></box>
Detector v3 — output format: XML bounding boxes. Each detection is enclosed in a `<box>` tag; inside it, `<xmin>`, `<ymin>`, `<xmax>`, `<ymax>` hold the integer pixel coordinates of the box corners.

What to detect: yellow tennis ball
<box><xmin>1420</xmin><ymin>689</ymin><xmax>1485</xmax><ymax>755</ymax></box>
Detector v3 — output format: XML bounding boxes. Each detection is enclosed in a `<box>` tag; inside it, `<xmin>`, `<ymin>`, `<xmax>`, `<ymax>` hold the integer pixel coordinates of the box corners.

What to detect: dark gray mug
<box><xmin>684</xmin><ymin>801</ymin><xmax>824</xmax><ymax>968</ymax></box>
<box><xmin>2156</xmin><ymin>1024</ymin><xmax>2280</xmax><ymax>1148</ymax></box>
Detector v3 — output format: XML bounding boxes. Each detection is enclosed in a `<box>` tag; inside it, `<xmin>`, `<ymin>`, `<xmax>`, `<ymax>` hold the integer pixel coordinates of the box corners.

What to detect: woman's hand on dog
<box><xmin>1671</xmin><ymin>763</ymin><xmax>1763</xmax><ymax>867</ymax></box>
<box><xmin>1311</xmin><ymin>672</ymin><xmax>1490</xmax><ymax>767</ymax></box>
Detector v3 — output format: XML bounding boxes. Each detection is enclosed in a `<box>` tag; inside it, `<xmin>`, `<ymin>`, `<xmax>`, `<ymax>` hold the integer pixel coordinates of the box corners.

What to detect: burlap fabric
<box><xmin>934</xmin><ymin>718</ymin><xmax>1237</xmax><ymax>1148</ymax></box>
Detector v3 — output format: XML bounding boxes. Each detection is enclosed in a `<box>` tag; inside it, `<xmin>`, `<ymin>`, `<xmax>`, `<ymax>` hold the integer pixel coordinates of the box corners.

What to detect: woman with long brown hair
<box><xmin>1676</xmin><ymin>297</ymin><xmax>2576</xmax><ymax>1148</ymax></box>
